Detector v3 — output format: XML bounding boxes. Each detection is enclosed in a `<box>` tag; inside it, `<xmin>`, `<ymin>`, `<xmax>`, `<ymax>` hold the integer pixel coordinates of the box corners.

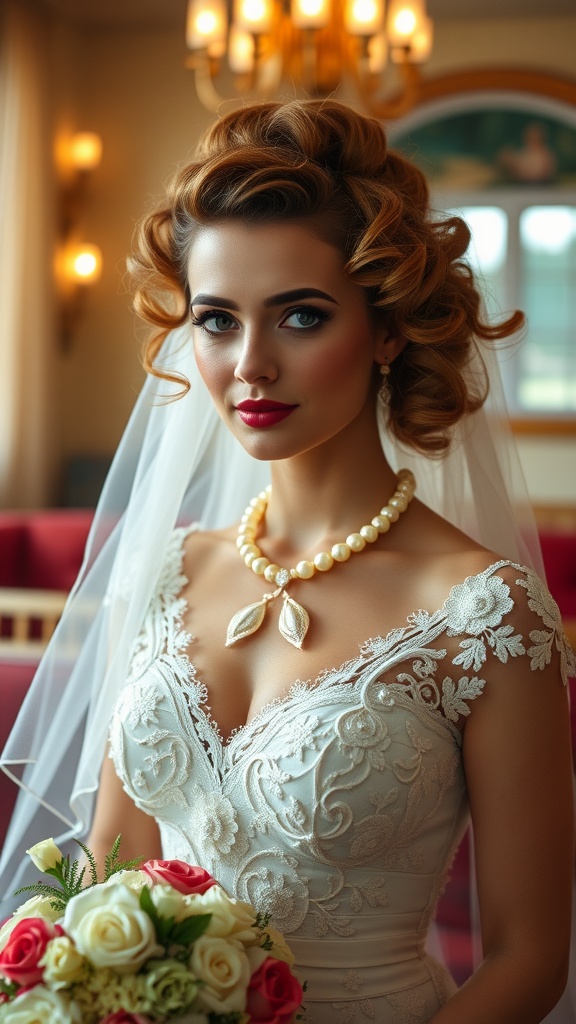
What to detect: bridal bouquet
<box><xmin>0</xmin><ymin>838</ymin><xmax>303</xmax><ymax>1024</ymax></box>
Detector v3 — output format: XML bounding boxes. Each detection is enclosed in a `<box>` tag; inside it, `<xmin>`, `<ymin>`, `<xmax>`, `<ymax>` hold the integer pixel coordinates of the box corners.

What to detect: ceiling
<box><xmin>35</xmin><ymin>0</ymin><xmax>576</xmax><ymax>30</ymax></box>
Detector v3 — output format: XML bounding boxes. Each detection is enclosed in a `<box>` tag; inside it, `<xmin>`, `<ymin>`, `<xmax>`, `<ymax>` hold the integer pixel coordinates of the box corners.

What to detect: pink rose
<box><xmin>141</xmin><ymin>860</ymin><xmax>217</xmax><ymax>896</ymax></box>
<box><xmin>0</xmin><ymin>918</ymin><xmax>63</xmax><ymax>987</ymax></box>
<box><xmin>246</xmin><ymin>957</ymin><xmax>303</xmax><ymax>1024</ymax></box>
<box><xmin>99</xmin><ymin>1013</ymin><xmax>152</xmax><ymax>1024</ymax></box>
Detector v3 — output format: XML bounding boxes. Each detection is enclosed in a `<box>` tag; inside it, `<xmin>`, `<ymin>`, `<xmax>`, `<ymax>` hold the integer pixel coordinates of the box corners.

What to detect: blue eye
<box><xmin>280</xmin><ymin>306</ymin><xmax>331</xmax><ymax>330</ymax></box>
<box><xmin>191</xmin><ymin>310</ymin><xmax>238</xmax><ymax>335</ymax></box>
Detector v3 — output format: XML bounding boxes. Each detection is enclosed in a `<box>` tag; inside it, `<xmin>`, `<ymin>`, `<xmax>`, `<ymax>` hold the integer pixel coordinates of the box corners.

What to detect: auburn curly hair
<box><xmin>128</xmin><ymin>99</ymin><xmax>523</xmax><ymax>455</ymax></box>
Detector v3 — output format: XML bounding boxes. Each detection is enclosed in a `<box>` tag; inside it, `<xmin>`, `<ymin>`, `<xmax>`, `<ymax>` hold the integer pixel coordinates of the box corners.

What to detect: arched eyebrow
<box><xmin>190</xmin><ymin>288</ymin><xmax>340</xmax><ymax>310</ymax></box>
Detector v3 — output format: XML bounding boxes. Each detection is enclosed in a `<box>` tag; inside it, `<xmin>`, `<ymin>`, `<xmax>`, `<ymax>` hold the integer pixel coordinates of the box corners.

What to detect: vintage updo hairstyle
<box><xmin>129</xmin><ymin>99</ymin><xmax>523</xmax><ymax>455</ymax></box>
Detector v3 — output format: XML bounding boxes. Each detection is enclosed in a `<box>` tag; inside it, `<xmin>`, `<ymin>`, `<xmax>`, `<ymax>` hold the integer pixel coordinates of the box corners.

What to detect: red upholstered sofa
<box><xmin>0</xmin><ymin>512</ymin><xmax>574</xmax><ymax>982</ymax></box>
<box><xmin>0</xmin><ymin>510</ymin><xmax>93</xmax><ymax>591</ymax></box>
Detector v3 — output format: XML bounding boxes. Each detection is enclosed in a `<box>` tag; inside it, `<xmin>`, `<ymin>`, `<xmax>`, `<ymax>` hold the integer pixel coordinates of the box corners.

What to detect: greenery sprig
<box><xmin>14</xmin><ymin>834</ymin><xmax>143</xmax><ymax>913</ymax></box>
<box><xmin>138</xmin><ymin>884</ymin><xmax>212</xmax><ymax>950</ymax></box>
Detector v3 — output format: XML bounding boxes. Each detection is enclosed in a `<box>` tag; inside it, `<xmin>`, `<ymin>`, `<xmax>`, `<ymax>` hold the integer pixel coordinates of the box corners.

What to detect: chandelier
<box><xmin>185</xmin><ymin>0</ymin><xmax>433</xmax><ymax>117</ymax></box>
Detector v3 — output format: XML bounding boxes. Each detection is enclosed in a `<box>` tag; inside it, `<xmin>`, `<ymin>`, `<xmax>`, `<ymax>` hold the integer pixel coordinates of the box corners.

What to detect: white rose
<box><xmin>0</xmin><ymin>986</ymin><xmax>81</xmax><ymax>1024</ymax></box>
<box><xmin>26</xmin><ymin>839</ymin><xmax>63</xmax><ymax>873</ymax></box>
<box><xmin>150</xmin><ymin>884</ymin><xmax>187</xmax><ymax>921</ymax></box>
<box><xmin>40</xmin><ymin>936</ymin><xmax>86</xmax><ymax>989</ymax></box>
<box><xmin>183</xmin><ymin>886</ymin><xmax>257</xmax><ymax>943</ymax></box>
<box><xmin>62</xmin><ymin>883</ymin><xmax>162</xmax><ymax>974</ymax></box>
<box><xmin>191</xmin><ymin>935</ymin><xmax>250</xmax><ymax>1014</ymax></box>
<box><xmin>0</xmin><ymin>897</ymin><xmax>60</xmax><ymax>952</ymax></box>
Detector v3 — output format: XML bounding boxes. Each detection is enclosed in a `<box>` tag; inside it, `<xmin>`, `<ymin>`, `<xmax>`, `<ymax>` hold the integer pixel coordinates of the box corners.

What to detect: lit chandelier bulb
<box><xmin>291</xmin><ymin>0</ymin><xmax>331</xmax><ymax>30</ymax></box>
<box><xmin>186</xmin><ymin>0</ymin><xmax>227</xmax><ymax>50</ymax></box>
<box><xmin>234</xmin><ymin>0</ymin><xmax>274</xmax><ymax>33</ymax></box>
<box><xmin>345</xmin><ymin>0</ymin><xmax>383</xmax><ymax>35</ymax></box>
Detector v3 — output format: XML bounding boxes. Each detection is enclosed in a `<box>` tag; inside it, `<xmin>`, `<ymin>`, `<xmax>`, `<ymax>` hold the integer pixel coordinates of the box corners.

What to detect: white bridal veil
<box><xmin>0</xmin><ymin>322</ymin><xmax>572</xmax><ymax>1020</ymax></box>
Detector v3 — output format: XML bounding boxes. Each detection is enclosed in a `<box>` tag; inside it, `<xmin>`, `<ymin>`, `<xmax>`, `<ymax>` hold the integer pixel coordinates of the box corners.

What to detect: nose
<box><xmin>233</xmin><ymin>327</ymin><xmax>278</xmax><ymax>385</ymax></box>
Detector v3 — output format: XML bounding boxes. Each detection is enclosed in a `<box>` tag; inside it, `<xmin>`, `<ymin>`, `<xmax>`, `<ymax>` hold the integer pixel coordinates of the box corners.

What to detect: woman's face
<box><xmin>187</xmin><ymin>219</ymin><xmax>391</xmax><ymax>463</ymax></box>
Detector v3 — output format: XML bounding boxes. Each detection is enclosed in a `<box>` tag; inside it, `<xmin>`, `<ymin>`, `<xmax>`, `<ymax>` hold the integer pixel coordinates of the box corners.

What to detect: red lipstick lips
<box><xmin>236</xmin><ymin>400</ymin><xmax>297</xmax><ymax>428</ymax></box>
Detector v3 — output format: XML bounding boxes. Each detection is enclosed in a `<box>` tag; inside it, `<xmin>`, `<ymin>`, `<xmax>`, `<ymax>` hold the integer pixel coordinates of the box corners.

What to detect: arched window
<box><xmin>393</xmin><ymin>87</ymin><xmax>576</xmax><ymax>423</ymax></box>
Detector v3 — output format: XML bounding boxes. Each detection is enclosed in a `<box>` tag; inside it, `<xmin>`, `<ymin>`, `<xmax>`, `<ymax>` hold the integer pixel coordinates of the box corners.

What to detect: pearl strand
<box><xmin>236</xmin><ymin>468</ymin><xmax>416</xmax><ymax>588</ymax></box>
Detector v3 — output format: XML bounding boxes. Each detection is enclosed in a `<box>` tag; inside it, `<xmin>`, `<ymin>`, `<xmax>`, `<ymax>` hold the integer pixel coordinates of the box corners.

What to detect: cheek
<box><xmin>193</xmin><ymin>342</ymin><xmax>230</xmax><ymax>401</ymax></box>
<box><xmin>308</xmin><ymin>331</ymin><xmax>374</xmax><ymax>394</ymax></box>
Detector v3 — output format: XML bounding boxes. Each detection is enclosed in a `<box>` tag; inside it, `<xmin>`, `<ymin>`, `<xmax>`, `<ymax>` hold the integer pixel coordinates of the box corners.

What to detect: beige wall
<box><xmin>48</xmin><ymin>14</ymin><xmax>576</xmax><ymax>502</ymax></box>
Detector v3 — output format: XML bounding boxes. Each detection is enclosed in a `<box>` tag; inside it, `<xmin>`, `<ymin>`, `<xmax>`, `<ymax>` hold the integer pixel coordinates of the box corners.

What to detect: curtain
<box><xmin>0</xmin><ymin>0</ymin><xmax>58</xmax><ymax>508</ymax></box>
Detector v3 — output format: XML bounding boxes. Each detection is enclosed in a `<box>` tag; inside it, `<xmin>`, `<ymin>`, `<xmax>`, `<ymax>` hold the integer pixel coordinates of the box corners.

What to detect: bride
<box><xmin>1</xmin><ymin>99</ymin><xmax>574</xmax><ymax>1023</ymax></box>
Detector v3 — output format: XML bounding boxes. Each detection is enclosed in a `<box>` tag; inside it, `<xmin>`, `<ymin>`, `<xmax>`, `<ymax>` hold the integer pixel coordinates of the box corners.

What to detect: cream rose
<box><xmin>150</xmin><ymin>884</ymin><xmax>187</xmax><ymax>922</ymax></box>
<box><xmin>0</xmin><ymin>897</ymin><xmax>60</xmax><ymax>952</ymax></box>
<box><xmin>183</xmin><ymin>886</ymin><xmax>257</xmax><ymax>943</ymax></box>
<box><xmin>26</xmin><ymin>839</ymin><xmax>63</xmax><ymax>873</ymax></box>
<box><xmin>40</xmin><ymin>936</ymin><xmax>86</xmax><ymax>990</ymax></box>
<box><xmin>111</xmin><ymin>870</ymin><xmax>150</xmax><ymax>894</ymax></box>
<box><xmin>190</xmin><ymin>935</ymin><xmax>250</xmax><ymax>1014</ymax></box>
<box><xmin>0</xmin><ymin>986</ymin><xmax>81</xmax><ymax>1024</ymax></box>
<box><xmin>62</xmin><ymin>884</ymin><xmax>162</xmax><ymax>974</ymax></box>
<box><xmin>259</xmin><ymin>925</ymin><xmax>296</xmax><ymax>967</ymax></box>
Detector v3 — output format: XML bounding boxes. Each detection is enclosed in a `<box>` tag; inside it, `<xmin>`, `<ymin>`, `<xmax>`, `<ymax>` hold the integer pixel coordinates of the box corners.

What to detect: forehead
<box><xmin>187</xmin><ymin>219</ymin><xmax>349</xmax><ymax>298</ymax></box>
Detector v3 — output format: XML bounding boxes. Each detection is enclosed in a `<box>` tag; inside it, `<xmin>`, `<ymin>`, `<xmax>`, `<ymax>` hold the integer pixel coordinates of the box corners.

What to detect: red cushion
<box><xmin>0</xmin><ymin>519</ymin><xmax>26</xmax><ymax>587</ymax></box>
<box><xmin>0</xmin><ymin>511</ymin><xmax>92</xmax><ymax>591</ymax></box>
<box><xmin>23</xmin><ymin>511</ymin><xmax>92</xmax><ymax>590</ymax></box>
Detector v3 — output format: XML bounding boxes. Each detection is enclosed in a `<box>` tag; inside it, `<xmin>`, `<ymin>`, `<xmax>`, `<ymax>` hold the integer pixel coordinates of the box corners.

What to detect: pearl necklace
<box><xmin>226</xmin><ymin>468</ymin><xmax>416</xmax><ymax>649</ymax></box>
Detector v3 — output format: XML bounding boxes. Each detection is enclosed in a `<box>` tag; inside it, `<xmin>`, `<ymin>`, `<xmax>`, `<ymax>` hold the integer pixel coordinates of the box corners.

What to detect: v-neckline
<box><xmin>161</xmin><ymin>531</ymin><xmax>512</xmax><ymax>751</ymax></box>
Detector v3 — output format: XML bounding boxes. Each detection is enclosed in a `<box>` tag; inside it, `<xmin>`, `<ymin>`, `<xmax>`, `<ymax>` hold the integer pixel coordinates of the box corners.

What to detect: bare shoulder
<box><xmin>395</xmin><ymin>497</ymin><xmax>508</xmax><ymax>613</ymax></box>
<box><xmin>181</xmin><ymin>522</ymin><xmax>237</xmax><ymax>576</ymax></box>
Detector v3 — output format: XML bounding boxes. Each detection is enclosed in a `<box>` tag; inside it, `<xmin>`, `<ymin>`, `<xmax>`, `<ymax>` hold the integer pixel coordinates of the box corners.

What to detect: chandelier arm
<box><xmin>254</xmin><ymin>49</ymin><xmax>284</xmax><ymax>98</ymax></box>
<box><xmin>352</xmin><ymin>59</ymin><xmax>423</xmax><ymax>120</ymax></box>
<box><xmin>187</xmin><ymin>46</ymin><xmax>284</xmax><ymax>112</ymax></box>
<box><xmin>189</xmin><ymin>57</ymin><xmax>233</xmax><ymax>112</ymax></box>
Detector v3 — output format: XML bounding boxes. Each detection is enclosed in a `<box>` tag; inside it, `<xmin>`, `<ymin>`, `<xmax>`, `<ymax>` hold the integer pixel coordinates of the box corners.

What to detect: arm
<box><xmin>430</xmin><ymin>584</ymin><xmax>574</xmax><ymax>1023</ymax></box>
<box><xmin>87</xmin><ymin>751</ymin><xmax>162</xmax><ymax>873</ymax></box>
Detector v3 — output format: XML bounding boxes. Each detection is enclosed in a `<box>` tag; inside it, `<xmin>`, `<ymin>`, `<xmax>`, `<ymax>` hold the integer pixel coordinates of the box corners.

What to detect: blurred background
<box><xmin>0</xmin><ymin>0</ymin><xmax>574</xmax><ymax>514</ymax></box>
<box><xmin>1</xmin><ymin>0</ymin><xmax>575</xmax><ymax>903</ymax></box>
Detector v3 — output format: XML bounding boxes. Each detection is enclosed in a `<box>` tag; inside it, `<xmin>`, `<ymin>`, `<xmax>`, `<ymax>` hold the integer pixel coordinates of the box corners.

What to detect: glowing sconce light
<box><xmin>69</xmin><ymin>132</ymin><xmax>103</xmax><ymax>172</ymax></box>
<box><xmin>68</xmin><ymin>244</ymin><xmax>103</xmax><ymax>284</ymax></box>
<box><xmin>58</xmin><ymin>134</ymin><xmax>104</xmax><ymax>349</ymax></box>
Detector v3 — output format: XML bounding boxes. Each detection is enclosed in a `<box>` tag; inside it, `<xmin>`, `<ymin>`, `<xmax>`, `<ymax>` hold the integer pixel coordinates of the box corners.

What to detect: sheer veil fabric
<box><xmin>0</xmin><ymin>325</ymin><xmax>572</xmax><ymax>1020</ymax></box>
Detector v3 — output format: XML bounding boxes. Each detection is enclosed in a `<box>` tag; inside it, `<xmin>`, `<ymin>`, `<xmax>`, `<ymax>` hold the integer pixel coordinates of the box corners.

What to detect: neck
<box><xmin>261</xmin><ymin>405</ymin><xmax>399</xmax><ymax>561</ymax></box>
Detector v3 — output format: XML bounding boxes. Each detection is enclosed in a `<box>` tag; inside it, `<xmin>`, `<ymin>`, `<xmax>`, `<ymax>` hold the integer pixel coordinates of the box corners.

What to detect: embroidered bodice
<box><xmin>109</xmin><ymin>528</ymin><xmax>574</xmax><ymax>1024</ymax></box>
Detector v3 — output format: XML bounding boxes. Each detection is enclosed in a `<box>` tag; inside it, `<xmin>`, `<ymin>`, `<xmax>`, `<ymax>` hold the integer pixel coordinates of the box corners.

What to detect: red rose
<box><xmin>246</xmin><ymin>957</ymin><xmax>303</xmax><ymax>1024</ymax></box>
<box><xmin>99</xmin><ymin>1013</ymin><xmax>152</xmax><ymax>1024</ymax></box>
<box><xmin>140</xmin><ymin>859</ymin><xmax>216</xmax><ymax>895</ymax></box>
<box><xmin>0</xmin><ymin>918</ymin><xmax>63</xmax><ymax>987</ymax></box>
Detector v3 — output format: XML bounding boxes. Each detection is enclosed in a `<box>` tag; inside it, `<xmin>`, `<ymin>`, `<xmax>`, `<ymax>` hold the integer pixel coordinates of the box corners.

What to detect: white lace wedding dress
<box><xmin>109</xmin><ymin>528</ymin><xmax>574</xmax><ymax>1024</ymax></box>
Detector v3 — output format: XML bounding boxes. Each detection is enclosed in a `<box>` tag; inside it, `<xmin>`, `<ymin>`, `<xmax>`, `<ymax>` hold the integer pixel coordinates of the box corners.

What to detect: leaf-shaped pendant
<box><xmin>225</xmin><ymin>599</ymin><xmax>268</xmax><ymax>647</ymax></box>
<box><xmin>278</xmin><ymin>592</ymin><xmax>310</xmax><ymax>649</ymax></box>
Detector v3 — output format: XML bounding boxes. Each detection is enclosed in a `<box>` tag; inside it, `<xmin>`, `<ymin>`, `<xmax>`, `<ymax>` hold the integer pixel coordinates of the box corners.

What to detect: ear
<box><xmin>374</xmin><ymin>330</ymin><xmax>407</xmax><ymax>366</ymax></box>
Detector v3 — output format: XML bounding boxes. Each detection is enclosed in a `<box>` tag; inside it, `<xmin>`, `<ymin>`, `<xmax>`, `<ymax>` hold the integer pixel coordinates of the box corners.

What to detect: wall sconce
<box><xmin>57</xmin><ymin>131</ymin><xmax>103</xmax><ymax>350</ymax></box>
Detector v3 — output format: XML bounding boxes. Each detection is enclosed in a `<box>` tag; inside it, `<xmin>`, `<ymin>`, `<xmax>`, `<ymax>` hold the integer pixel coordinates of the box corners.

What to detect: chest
<box><xmin>173</xmin><ymin>545</ymin><xmax>447</xmax><ymax>744</ymax></box>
